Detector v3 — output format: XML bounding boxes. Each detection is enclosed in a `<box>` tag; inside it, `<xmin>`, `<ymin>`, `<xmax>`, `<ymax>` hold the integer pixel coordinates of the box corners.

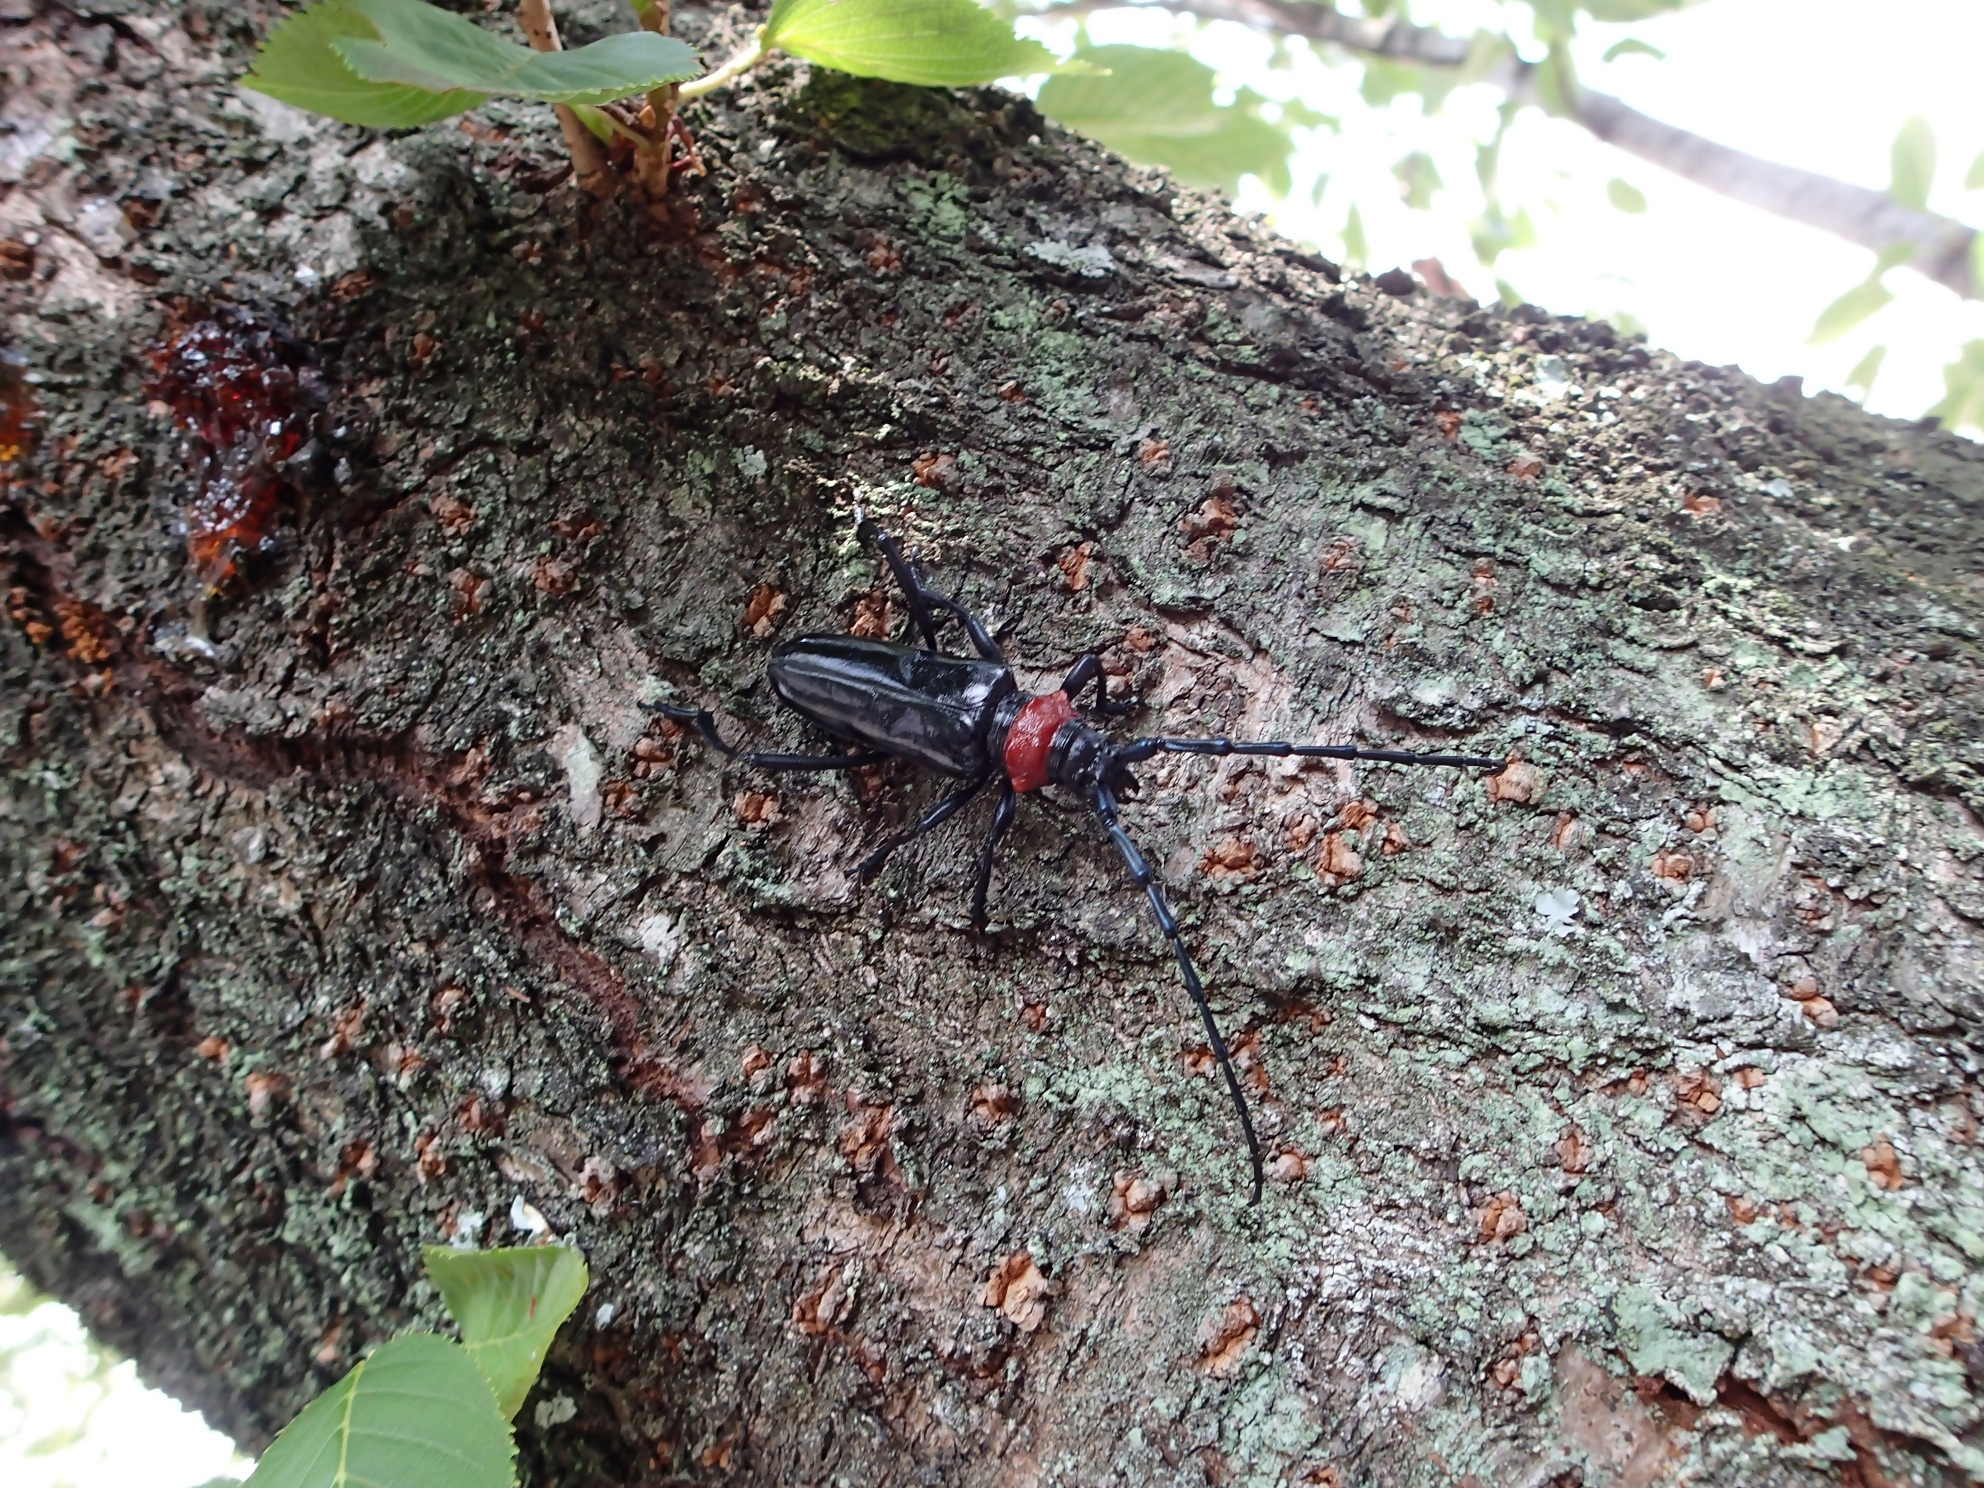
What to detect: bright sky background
<box><xmin>0</xmin><ymin>1262</ymin><xmax>250</xmax><ymax>1488</ymax></box>
<box><xmin>4</xmin><ymin>5</ymin><xmax>1979</xmax><ymax>1487</ymax></box>
<box><xmin>1023</xmin><ymin>0</ymin><xmax>1984</xmax><ymax>425</ymax></box>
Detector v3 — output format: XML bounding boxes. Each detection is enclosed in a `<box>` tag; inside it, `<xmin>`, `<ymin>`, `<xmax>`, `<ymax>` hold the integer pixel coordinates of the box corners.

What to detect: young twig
<box><xmin>677</xmin><ymin>31</ymin><xmax>769</xmax><ymax>101</ymax></box>
<box><xmin>629</xmin><ymin>0</ymin><xmax>679</xmax><ymax>195</ymax></box>
<box><xmin>516</xmin><ymin>0</ymin><xmax>616</xmax><ymax>198</ymax></box>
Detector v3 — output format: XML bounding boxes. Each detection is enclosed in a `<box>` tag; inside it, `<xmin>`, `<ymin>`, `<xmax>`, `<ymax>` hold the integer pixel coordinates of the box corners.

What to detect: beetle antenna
<box><xmin>1090</xmin><ymin>777</ymin><xmax>1264</xmax><ymax>1205</ymax></box>
<box><xmin>1113</xmin><ymin>736</ymin><xmax>1505</xmax><ymax>772</ymax></box>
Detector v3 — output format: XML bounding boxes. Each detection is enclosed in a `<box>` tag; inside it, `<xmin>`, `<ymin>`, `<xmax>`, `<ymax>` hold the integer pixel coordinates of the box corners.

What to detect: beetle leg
<box><xmin>644</xmin><ymin>702</ymin><xmax>888</xmax><ymax>771</ymax></box>
<box><xmin>923</xmin><ymin>590</ymin><xmax>1005</xmax><ymax>664</ymax></box>
<box><xmin>855</xmin><ymin>510</ymin><xmax>943</xmax><ymax>652</ymax></box>
<box><xmin>1058</xmin><ymin>652</ymin><xmax>1138</xmax><ymax>716</ymax></box>
<box><xmin>1091</xmin><ymin>779</ymin><xmax>1265</xmax><ymax>1206</ymax></box>
<box><xmin>854</xmin><ymin>509</ymin><xmax>1006</xmax><ymax>662</ymax></box>
<box><xmin>855</xmin><ymin>773</ymin><xmax>988</xmax><ymax>880</ymax></box>
<box><xmin>969</xmin><ymin>783</ymin><xmax>1018</xmax><ymax>930</ymax></box>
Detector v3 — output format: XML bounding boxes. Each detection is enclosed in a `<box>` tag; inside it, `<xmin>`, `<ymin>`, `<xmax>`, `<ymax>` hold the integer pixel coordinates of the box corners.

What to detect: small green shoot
<box><xmin>240</xmin><ymin>1244</ymin><xmax>588</xmax><ymax>1488</ymax></box>
<box><xmin>423</xmin><ymin>1244</ymin><xmax>590</xmax><ymax>1419</ymax></box>
<box><xmin>243</xmin><ymin>1335</ymin><xmax>516</xmax><ymax>1488</ymax></box>
<box><xmin>244</xmin><ymin>0</ymin><xmax>700</xmax><ymax>126</ymax></box>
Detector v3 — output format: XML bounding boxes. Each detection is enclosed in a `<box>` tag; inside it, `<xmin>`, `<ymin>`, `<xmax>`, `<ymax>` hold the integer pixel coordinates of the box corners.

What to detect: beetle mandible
<box><xmin>651</xmin><ymin>510</ymin><xmax>1504</xmax><ymax>1203</ymax></box>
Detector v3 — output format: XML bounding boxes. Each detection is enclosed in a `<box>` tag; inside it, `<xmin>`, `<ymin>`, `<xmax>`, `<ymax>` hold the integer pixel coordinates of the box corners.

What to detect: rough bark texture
<box><xmin>5</xmin><ymin>3</ymin><xmax>1984</xmax><ymax>1486</ymax></box>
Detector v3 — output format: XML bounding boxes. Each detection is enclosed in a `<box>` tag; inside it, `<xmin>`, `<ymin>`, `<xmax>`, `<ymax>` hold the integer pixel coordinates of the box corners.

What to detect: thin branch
<box><xmin>1038</xmin><ymin>0</ymin><xmax>1979</xmax><ymax>300</ymax></box>
<box><xmin>517</xmin><ymin>0</ymin><xmax>616</xmax><ymax>198</ymax></box>
<box><xmin>1573</xmin><ymin>93</ymin><xmax>1976</xmax><ymax>297</ymax></box>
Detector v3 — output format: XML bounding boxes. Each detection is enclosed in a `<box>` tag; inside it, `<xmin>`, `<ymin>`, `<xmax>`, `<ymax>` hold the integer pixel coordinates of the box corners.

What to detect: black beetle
<box><xmin>653</xmin><ymin>511</ymin><xmax>1503</xmax><ymax>1202</ymax></box>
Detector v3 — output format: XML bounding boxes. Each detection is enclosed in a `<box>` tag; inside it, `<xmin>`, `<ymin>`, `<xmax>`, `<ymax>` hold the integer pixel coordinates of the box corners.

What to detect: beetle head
<box><xmin>1046</xmin><ymin>724</ymin><xmax>1140</xmax><ymax>797</ymax></box>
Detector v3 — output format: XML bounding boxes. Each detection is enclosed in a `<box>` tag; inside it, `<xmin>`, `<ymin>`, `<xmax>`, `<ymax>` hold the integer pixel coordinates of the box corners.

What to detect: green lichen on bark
<box><xmin>3</xmin><ymin>2</ymin><xmax>1983</xmax><ymax>1485</ymax></box>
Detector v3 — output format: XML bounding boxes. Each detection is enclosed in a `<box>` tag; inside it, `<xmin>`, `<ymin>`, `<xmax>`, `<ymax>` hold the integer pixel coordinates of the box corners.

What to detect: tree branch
<box><xmin>1572</xmin><ymin>92</ymin><xmax>1977</xmax><ymax>297</ymax></box>
<box><xmin>1042</xmin><ymin>0</ymin><xmax>1979</xmax><ymax>300</ymax></box>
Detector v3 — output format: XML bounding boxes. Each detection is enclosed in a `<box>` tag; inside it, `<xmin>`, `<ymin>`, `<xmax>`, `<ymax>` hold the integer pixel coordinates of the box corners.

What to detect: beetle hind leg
<box><xmin>855</xmin><ymin>509</ymin><xmax>943</xmax><ymax>652</ymax></box>
<box><xmin>644</xmin><ymin>702</ymin><xmax>887</xmax><ymax>772</ymax></box>
<box><xmin>1090</xmin><ymin>779</ymin><xmax>1265</xmax><ymax>1205</ymax></box>
<box><xmin>856</xmin><ymin>773</ymin><xmax>988</xmax><ymax>880</ymax></box>
<box><xmin>855</xmin><ymin>508</ymin><xmax>1006</xmax><ymax>664</ymax></box>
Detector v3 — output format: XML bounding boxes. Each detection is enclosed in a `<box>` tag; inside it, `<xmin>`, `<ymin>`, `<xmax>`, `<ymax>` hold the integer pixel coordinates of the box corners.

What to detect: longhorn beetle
<box><xmin>650</xmin><ymin>511</ymin><xmax>1504</xmax><ymax>1203</ymax></box>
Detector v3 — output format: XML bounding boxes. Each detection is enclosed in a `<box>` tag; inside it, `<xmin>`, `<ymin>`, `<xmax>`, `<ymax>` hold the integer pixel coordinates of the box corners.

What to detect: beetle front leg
<box><xmin>1059</xmin><ymin>653</ymin><xmax>1138</xmax><ymax>716</ymax></box>
<box><xmin>644</xmin><ymin>702</ymin><xmax>887</xmax><ymax>771</ymax></box>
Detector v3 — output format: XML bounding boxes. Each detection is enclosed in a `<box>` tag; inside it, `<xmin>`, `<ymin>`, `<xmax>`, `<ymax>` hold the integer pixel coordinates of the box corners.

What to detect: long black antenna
<box><xmin>1084</xmin><ymin>734</ymin><xmax>1499</xmax><ymax>1204</ymax></box>
<box><xmin>1091</xmin><ymin>779</ymin><xmax>1265</xmax><ymax>1205</ymax></box>
<box><xmin>1115</xmin><ymin>736</ymin><xmax>1506</xmax><ymax>771</ymax></box>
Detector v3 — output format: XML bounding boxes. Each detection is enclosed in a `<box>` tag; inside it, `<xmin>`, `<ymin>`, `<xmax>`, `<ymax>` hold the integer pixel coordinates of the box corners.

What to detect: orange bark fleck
<box><xmin>1198</xmin><ymin>1297</ymin><xmax>1259</xmax><ymax>1375</ymax></box>
<box><xmin>983</xmin><ymin>1251</ymin><xmax>1051</xmax><ymax>1332</ymax></box>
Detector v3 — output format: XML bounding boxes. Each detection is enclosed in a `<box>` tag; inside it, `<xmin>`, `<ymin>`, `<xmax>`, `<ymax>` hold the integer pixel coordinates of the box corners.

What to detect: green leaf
<box><xmin>1341</xmin><ymin>203</ymin><xmax>1367</xmax><ymax>269</ymax></box>
<box><xmin>1606</xmin><ymin>177</ymin><xmax>1647</xmax><ymax>212</ymax></box>
<box><xmin>1038</xmin><ymin>48</ymin><xmax>1295</xmax><ymax>197</ymax></box>
<box><xmin>1356</xmin><ymin>53</ymin><xmax>1461</xmax><ymax>112</ymax></box>
<box><xmin>1583</xmin><ymin>0</ymin><xmax>1697</xmax><ymax>19</ymax></box>
<box><xmin>1972</xmin><ymin>231</ymin><xmax>1984</xmax><ymax>292</ymax></box>
<box><xmin>243</xmin><ymin>0</ymin><xmax>482</xmax><ymax>127</ymax></box>
<box><xmin>1495</xmin><ymin>277</ymin><xmax>1525</xmax><ymax>309</ymax></box>
<box><xmin>1873</xmin><ymin>241</ymin><xmax>1918</xmax><ymax>274</ymax></box>
<box><xmin>1968</xmin><ymin>150</ymin><xmax>1984</xmax><ymax>191</ymax></box>
<box><xmin>1528</xmin><ymin>0</ymin><xmax>1579</xmax><ymax>43</ymax></box>
<box><xmin>1393</xmin><ymin>150</ymin><xmax>1442</xmax><ymax>209</ymax></box>
<box><xmin>1808</xmin><ymin>279</ymin><xmax>1893</xmax><ymax>345</ymax></box>
<box><xmin>762</xmin><ymin>0</ymin><xmax>1065</xmax><ymax>87</ymax></box>
<box><xmin>244</xmin><ymin>1335</ymin><xmax>513</xmax><ymax>1488</ymax></box>
<box><xmin>1929</xmin><ymin>340</ymin><xmax>1984</xmax><ymax>431</ymax></box>
<box><xmin>1844</xmin><ymin>344</ymin><xmax>1886</xmax><ymax>396</ymax></box>
<box><xmin>1888</xmin><ymin>116</ymin><xmax>1935</xmax><ymax>210</ymax></box>
<box><xmin>1601</xmin><ymin>38</ymin><xmax>1665</xmax><ymax>62</ymax></box>
<box><xmin>1533</xmin><ymin>42</ymin><xmax>1578</xmax><ymax>117</ymax></box>
<box><xmin>245</xmin><ymin>0</ymin><xmax>700</xmax><ymax>125</ymax></box>
<box><xmin>332</xmin><ymin>0</ymin><xmax>699</xmax><ymax>105</ymax></box>
<box><xmin>424</xmin><ymin>1244</ymin><xmax>588</xmax><ymax>1420</ymax></box>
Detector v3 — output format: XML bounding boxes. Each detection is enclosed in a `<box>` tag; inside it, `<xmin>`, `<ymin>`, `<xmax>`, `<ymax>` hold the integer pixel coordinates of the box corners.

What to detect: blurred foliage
<box><xmin>1017</xmin><ymin>0</ymin><xmax>1981</xmax><ymax>432</ymax></box>
<box><xmin>2</xmin><ymin>1262</ymin><xmax>124</xmax><ymax>1485</ymax></box>
<box><xmin>1</xmin><ymin>1258</ymin><xmax>250</xmax><ymax>1488</ymax></box>
<box><xmin>1932</xmin><ymin>341</ymin><xmax>1984</xmax><ymax>428</ymax></box>
<box><xmin>1038</xmin><ymin>45</ymin><xmax>1327</xmax><ymax>196</ymax></box>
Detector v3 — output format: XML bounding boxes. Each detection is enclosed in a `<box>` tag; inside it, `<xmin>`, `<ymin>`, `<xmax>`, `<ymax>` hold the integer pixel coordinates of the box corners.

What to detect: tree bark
<box><xmin>4</xmin><ymin>4</ymin><xmax>1984</xmax><ymax>1487</ymax></box>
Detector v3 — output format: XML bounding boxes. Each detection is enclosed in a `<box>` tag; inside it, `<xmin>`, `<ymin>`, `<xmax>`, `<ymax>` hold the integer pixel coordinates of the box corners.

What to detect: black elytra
<box><xmin>649</xmin><ymin>510</ymin><xmax>1505</xmax><ymax>1204</ymax></box>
